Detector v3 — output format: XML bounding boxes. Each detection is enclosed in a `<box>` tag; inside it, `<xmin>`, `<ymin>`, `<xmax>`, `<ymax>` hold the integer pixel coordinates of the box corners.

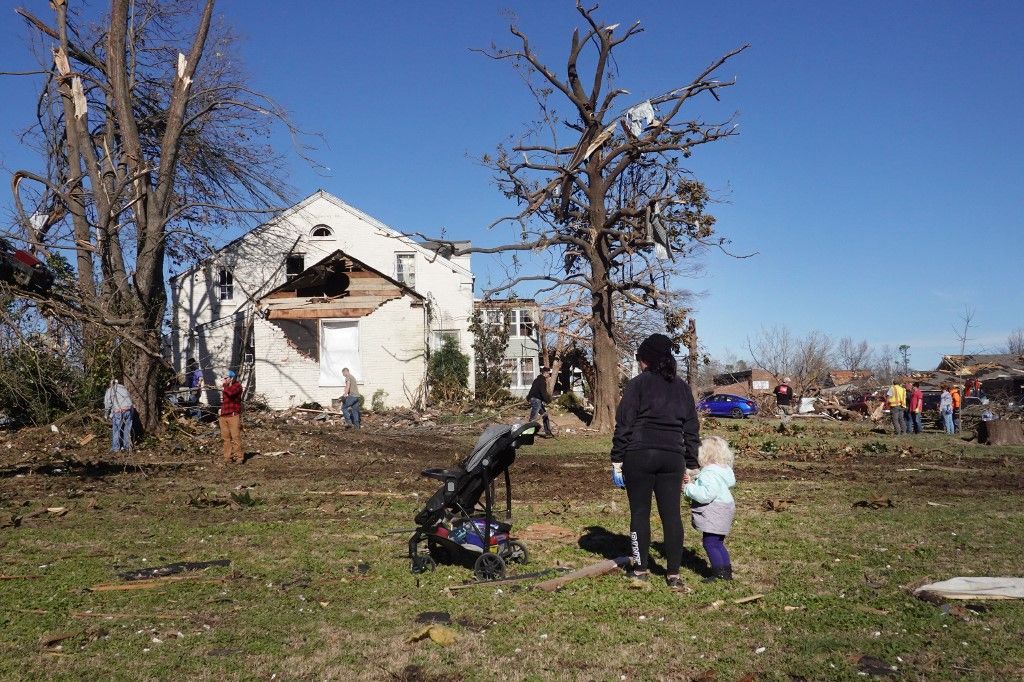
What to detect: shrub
<box><xmin>427</xmin><ymin>336</ymin><xmax>469</xmax><ymax>404</ymax></box>
<box><xmin>371</xmin><ymin>389</ymin><xmax>388</xmax><ymax>412</ymax></box>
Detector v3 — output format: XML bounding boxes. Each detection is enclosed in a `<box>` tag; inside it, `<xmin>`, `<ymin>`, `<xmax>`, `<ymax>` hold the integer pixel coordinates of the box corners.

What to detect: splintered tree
<box><xmin>7</xmin><ymin>0</ymin><xmax>301</xmax><ymax>432</ymax></box>
<box><xmin>474</xmin><ymin>3</ymin><xmax>746</xmax><ymax>432</ymax></box>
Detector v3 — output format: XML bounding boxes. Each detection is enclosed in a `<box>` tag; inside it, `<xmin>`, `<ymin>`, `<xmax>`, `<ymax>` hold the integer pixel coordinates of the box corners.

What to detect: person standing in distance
<box><xmin>773</xmin><ymin>377</ymin><xmax>794</xmax><ymax>417</ymax></box>
<box><xmin>341</xmin><ymin>367</ymin><xmax>361</xmax><ymax>428</ymax></box>
<box><xmin>610</xmin><ymin>333</ymin><xmax>700</xmax><ymax>590</ymax></box>
<box><xmin>219</xmin><ymin>370</ymin><xmax>244</xmax><ymax>464</ymax></box>
<box><xmin>527</xmin><ymin>366</ymin><xmax>555</xmax><ymax>437</ymax></box>
<box><xmin>104</xmin><ymin>378</ymin><xmax>134</xmax><ymax>452</ymax></box>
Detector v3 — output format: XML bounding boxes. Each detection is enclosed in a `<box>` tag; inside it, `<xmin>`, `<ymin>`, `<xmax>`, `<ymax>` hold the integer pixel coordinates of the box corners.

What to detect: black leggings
<box><xmin>623</xmin><ymin>449</ymin><xmax>684</xmax><ymax>574</ymax></box>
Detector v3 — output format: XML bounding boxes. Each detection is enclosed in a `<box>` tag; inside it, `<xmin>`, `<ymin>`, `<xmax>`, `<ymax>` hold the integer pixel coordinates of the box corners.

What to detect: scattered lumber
<box><xmin>534</xmin><ymin>557</ymin><xmax>629</xmax><ymax>592</ymax></box>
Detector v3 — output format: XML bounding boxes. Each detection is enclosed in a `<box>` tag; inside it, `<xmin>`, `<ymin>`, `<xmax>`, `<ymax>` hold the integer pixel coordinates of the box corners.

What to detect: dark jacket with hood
<box><xmin>610</xmin><ymin>370</ymin><xmax>700</xmax><ymax>467</ymax></box>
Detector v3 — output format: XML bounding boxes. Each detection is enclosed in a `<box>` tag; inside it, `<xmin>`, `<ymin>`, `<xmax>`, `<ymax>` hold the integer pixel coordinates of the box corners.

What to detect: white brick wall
<box><xmin>253</xmin><ymin>296</ymin><xmax>427</xmax><ymax>409</ymax></box>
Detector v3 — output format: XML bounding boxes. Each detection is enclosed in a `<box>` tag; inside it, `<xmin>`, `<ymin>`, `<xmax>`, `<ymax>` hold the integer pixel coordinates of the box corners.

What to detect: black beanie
<box><xmin>636</xmin><ymin>333</ymin><xmax>675</xmax><ymax>365</ymax></box>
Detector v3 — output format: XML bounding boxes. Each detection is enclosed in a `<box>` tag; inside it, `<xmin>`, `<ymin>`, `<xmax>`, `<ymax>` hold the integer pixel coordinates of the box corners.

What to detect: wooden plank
<box><xmin>268</xmin><ymin>308</ymin><xmax>378</xmax><ymax>320</ymax></box>
<box><xmin>534</xmin><ymin>557</ymin><xmax>629</xmax><ymax>592</ymax></box>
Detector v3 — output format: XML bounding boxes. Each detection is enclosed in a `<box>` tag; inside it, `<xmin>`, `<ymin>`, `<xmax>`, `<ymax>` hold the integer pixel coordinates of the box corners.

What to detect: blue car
<box><xmin>697</xmin><ymin>393</ymin><xmax>758</xmax><ymax>419</ymax></box>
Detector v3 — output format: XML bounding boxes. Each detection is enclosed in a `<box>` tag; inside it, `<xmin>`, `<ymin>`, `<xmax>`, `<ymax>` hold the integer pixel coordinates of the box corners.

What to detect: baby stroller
<box><xmin>409</xmin><ymin>422</ymin><xmax>538</xmax><ymax>580</ymax></box>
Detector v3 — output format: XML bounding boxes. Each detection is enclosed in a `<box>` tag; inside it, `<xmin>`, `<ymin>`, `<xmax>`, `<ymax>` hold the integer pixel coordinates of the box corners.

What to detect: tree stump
<box><xmin>977</xmin><ymin>420</ymin><xmax>1024</xmax><ymax>445</ymax></box>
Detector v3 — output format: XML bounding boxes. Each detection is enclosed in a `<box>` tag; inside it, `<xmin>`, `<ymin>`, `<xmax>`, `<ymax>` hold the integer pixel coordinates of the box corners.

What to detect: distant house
<box><xmin>473</xmin><ymin>299</ymin><xmax>541</xmax><ymax>397</ymax></box>
<box><xmin>935</xmin><ymin>354</ymin><xmax>1024</xmax><ymax>398</ymax></box>
<box><xmin>712</xmin><ymin>368</ymin><xmax>776</xmax><ymax>397</ymax></box>
<box><xmin>169</xmin><ymin>190</ymin><xmax>475</xmax><ymax>409</ymax></box>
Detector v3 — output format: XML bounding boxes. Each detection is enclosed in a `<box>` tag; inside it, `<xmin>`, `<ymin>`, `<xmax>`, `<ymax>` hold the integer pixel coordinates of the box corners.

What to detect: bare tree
<box><xmin>450</xmin><ymin>4</ymin><xmax>746</xmax><ymax>432</ymax></box>
<box><xmin>1005</xmin><ymin>328</ymin><xmax>1024</xmax><ymax>355</ymax></box>
<box><xmin>6</xmin><ymin>0</ymin><xmax>304</xmax><ymax>431</ymax></box>
<box><xmin>952</xmin><ymin>305</ymin><xmax>977</xmax><ymax>356</ymax></box>
<box><xmin>836</xmin><ymin>336</ymin><xmax>873</xmax><ymax>371</ymax></box>
<box><xmin>872</xmin><ymin>344</ymin><xmax>897</xmax><ymax>385</ymax></box>
<box><xmin>747</xmin><ymin>324</ymin><xmax>795</xmax><ymax>381</ymax></box>
<box><xmin>748</xmin><ymin>325</ymin><xmax>832</xmax><ymax>393</ymax></box>
<box><xmin>536</xmin><ymin>275</ymin><xmax>697</xmax><ymax>405</ymax></box>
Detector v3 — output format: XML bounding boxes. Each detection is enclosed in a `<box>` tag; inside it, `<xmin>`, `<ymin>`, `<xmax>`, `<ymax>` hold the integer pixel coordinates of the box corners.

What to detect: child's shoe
<box><xmin>703</xmin><ymin>566</ymin><xmax>733</xmax><ymax>582</ymax></box>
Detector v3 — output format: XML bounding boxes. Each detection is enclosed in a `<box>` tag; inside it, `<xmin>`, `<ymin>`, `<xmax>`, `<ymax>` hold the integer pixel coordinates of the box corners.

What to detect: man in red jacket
<box><xmin>219</xmin><ymin>370</ymin><xmax>244</xmax><ymax>464</ymax></box>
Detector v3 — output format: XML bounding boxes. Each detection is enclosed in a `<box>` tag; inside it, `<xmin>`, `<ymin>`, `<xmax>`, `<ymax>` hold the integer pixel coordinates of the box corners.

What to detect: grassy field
<box><xmin>1</xmin><ymin>412</ymin><xmax>1022</xmax><ymax>681</ymax></box>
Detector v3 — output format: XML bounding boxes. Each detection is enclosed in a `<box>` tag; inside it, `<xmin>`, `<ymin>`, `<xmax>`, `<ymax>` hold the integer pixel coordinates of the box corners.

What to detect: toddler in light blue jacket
<box><xmin>683</xmin><ymin>435</ymin><xmax>736</xmax><ymax>582</ymax></box>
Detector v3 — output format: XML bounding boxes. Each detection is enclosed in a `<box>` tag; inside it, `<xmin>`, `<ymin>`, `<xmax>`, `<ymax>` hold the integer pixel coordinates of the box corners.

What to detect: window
<box><xmin>319</xmin><ymin>319</ymin><xmax>360</xmax><ymax>386</ymax></box>
<box><xmin>285</xmin><ymin>254</ymin><xmax>305</xmax><ymax>282</ymax></box>
<box><xmin>310</xmin><ymin>224</ymin><xmax>333</xmax><ymax>238</ymax></box>
<box><xmin>395</xmin><ymin>253</ymin><xmax>415</xmax><ymax>288</ymax></box>
<box><xmin>503</xmin><ymin>357</ymin><xmax>537</xmax><ymax>389</ymax></box>
<box><xmin>218</xmin><ymin>268</ymin><xmax>233</xmax><ymax>301</ymax></box>
<box><xmin>484</xmin><ymin>309</ymin><xmax>503</xmax><ymax>327</ymax></box>
<box><xmin>431</xmin><ymin>329</ymin><xmax>459</xmax><ymax>351</ymax></box>
<box><xmin>506</xmin><ymin>309</ymin><xmax>537</xmax><ymax>338</ymax></box>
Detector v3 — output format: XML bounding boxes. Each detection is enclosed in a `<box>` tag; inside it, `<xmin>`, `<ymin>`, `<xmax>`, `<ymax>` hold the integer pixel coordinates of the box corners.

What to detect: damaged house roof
<box><xmin>936</xmin><ymin>353</ymin><xmax>1024</xmax><ymax>375</ymax></box>
<box><xmin>258</xmin><ymin>249</ymin><xmax>424</xmax><ymax>320</ymax></box>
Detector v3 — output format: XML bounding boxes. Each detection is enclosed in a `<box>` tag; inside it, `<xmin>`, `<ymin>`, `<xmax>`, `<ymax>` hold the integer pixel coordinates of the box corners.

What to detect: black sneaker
<box><xmin>663</xmin><ymin>573</ymin><xmax>688</xmax><ymax>589</ymax></box>
<box><xmin>703</xmin><ymin>566</ymin><xmax>733</xmax><ymax>582</ymax></box>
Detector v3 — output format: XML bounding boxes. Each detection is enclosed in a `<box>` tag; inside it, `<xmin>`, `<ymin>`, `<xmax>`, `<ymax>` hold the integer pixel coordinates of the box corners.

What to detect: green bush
<box><xmin>427</xmin><ymin>336</ymin><xmax>469</xmax><ymax>404</ymax></box>
<box><xmin>554</xmin><ymin>391</ymin><xmax>582</xmax><ymax>410</ymax></box>
<box><xmin>371</xmin><ymin>389</ymin><xmax>388</xmax><ymax>412</ymax></box>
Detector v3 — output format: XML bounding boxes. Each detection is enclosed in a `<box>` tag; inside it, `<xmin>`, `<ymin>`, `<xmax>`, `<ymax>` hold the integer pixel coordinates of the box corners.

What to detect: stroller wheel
<box><xmin>504</xmin><ymin>540</ymin><xmax>529</xmax><ymax>565</ymax></box>
<box><xmin>410</xmin><ymin>555</ymin><xmax>436</xmax><ymax>574</ymax></box>
<box><xmin>473</xmin><ymin>553</ymin><xmax>506</xmax><ymax>581</ymax></box>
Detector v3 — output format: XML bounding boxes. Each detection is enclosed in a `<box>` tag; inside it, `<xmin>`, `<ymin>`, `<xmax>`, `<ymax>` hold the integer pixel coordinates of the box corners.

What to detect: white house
<box><xmin>169</xmin><ymin>190</ymin><xmax>475</xmax><ymax>409</ymax></box>
<box><xmin>473</xmin><ymin>299</ymin><xmax>542</xmax><ymax>397</ymax></box>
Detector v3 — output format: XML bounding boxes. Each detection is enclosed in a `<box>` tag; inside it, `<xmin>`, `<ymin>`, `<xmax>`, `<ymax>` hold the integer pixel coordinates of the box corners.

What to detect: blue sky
<box><xmin>1</xmin><ymin>0</ymin><xmax>1021</xmax><ymax>368</ymax></box>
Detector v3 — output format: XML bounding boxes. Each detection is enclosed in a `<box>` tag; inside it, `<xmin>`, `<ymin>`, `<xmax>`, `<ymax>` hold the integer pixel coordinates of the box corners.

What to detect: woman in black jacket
<box><xmin>610</xmin><ymin>333</ymin><xmax>700</xmax><ymax>588</ymax></box>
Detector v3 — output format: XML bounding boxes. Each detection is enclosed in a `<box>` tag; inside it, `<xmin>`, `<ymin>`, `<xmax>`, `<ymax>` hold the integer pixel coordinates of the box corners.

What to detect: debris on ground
<box><xmin>408</xmin><ymin>624</ymin><xmax>458</xmax><ymax>646</ymax></box>
<box><xmin>914</xmin><ymin>576</ymin><xmax>1024</xmax><ymax>600</ymax></box>
<box><xmin>733</xmin><ymin>594</ymin><xmax>764</xmax><ymax>605</ymax></box>
<box><xmin>414</xmin><ymin>611</ymin><xmax>451</xmax><ymax>625</ymax></box>
<box><xmin>762</xmin><ymin>498</ymin><xmax>795</xmax><ymax>512</ymax></box>
<box><xmin>117</xmin><ymin>558</ymin><xmax>231</xmax><ymax>581</ymax></box>
<box><xmin>853</xmin><ymin>497</ymin><xmax>894</xmax><ymax>509</ymax></box>
<box><xmin>534</xmin><ymin>557</ymin><xmax>629</xmax><ymax>592</ymax></box>
<box><xmin>857</xmin><ymin>654</ymin><xmax>898</xmax><ymax>677</ymax></box>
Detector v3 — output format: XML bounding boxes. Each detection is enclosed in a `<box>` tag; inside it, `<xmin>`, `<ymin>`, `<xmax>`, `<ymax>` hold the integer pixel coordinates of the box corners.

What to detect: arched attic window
<box><xmin>310</xmin><ymin>224</ymin><xmax>334</xmax><ymax>239</ymax></box>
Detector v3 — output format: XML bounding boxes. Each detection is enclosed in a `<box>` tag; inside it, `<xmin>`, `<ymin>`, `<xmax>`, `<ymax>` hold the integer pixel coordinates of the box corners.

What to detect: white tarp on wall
<box><xmin>319</xmin><ymin>319</ymin><xmax>360</xmax><ymax>386</ymax></box>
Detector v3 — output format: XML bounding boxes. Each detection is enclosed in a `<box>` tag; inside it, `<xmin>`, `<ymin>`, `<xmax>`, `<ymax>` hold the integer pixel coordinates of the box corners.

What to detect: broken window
<box><xmin>285</xmin><ymin>253</ymin><xmax>305</xmax><ymax>282</ymax></box>
<box><xmin>218</xmin><ymin>268</ymin><xmax>233</xmax><ymax>301</ymax></box>
<box><xmin>311</xmin><ymin>224</ymin><xmax>333</xmax><ymax>238</ymax></box>
<box><xmin>395</xmin><ymin>253</ymin><xmax>415</xmax><ymax>288</ymax></box>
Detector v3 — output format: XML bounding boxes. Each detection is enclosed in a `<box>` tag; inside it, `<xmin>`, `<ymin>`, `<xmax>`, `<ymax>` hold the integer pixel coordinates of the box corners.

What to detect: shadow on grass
<box><xmin>578</xmin><ymin>525</ymin><xmax>709</xmax><ymax>577</ymax></box>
